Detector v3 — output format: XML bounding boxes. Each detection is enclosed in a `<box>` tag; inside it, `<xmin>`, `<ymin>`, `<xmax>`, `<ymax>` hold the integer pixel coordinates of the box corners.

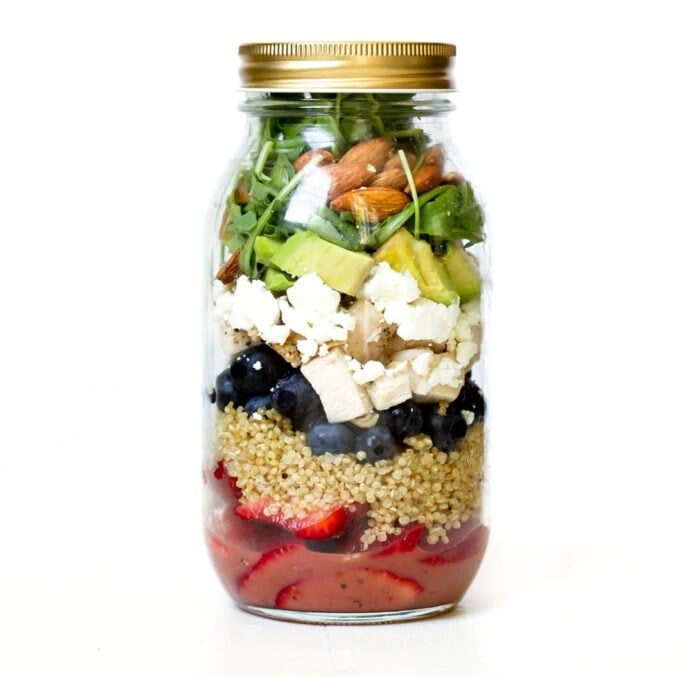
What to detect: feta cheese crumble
<box><xmin>278</xmin><ymin>274</ymin><xmax>355</xmax><ymax>354</ymax></box>
<box><xmin>360</xmin><ymin>262</ymin><xmax>420</xmax><ymax>309</ymax></box>
<box><xmin>213</xmin><ymin>274</ymin><xmax>356</xmax><ymax>362</ymax></box>
<box><xmin>360</xmin><ymin>263</ymin><xmax>460</xmax><ymax>344</ymax></box>
<box><xmin>213</xmin><ymin>277</ymin><xmax>290</xmax><ymax>348</ymax></box>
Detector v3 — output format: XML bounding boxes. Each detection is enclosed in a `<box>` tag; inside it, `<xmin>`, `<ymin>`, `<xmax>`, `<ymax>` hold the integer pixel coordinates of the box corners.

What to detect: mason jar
<box><xmin>203</xmin><ymin>42</ymin><xmax>489</xmax><ymax>624</ymax></box>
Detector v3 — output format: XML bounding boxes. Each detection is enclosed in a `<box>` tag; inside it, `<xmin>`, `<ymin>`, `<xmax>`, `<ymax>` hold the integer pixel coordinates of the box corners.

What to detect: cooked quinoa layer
<box><xmin>215</xmin><ymin>405</ymin><xmax>485</xmax><ymax>549</ymax></box>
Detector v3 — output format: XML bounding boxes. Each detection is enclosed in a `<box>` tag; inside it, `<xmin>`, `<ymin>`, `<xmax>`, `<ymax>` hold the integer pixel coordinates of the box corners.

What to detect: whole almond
<box><xmin>422</xmin><ymin>144</ymin><xmax>445</xmax><ymax>171</ymax></box>
<box><xmin>405</xmin><ymin>165</ymin><xmax>442</xmax><ymax>195</ymax></box>
<box><xmin>293</xmin><ymin>148</ymin><xmax>335</xmax><ymax>173</ymax></box>
<box><xmin>339</xmin><ymin>137</ymin><xmax>394</xmax><ymax>171</ymax></box>
<box><xmin>384</xmin><ymin>151</ymin><xmax>417</xmax><ymax>172</ymax></box>
<box><xmin>234</xmin><ymin>178</ymin><xmax>250</xmax><ymax>204</ymax></box>
<box><xmin>369</xmin><ymin>167</ymin><xmax>408</xmax><ymax>191</ymax></box>
<box><xmin>330</xmin><ymin>187</ymin><xmax>410</xmax><ymax>224</ymax></box>
<box><xmin>215</xmin><ymin>247</ymin><xmax>242</xmax><ymax>285</ymax></box>
<box><xmin>323</xmin><ymin>162</ymin><xmax>376</xmax><ymax>201</ymax></box>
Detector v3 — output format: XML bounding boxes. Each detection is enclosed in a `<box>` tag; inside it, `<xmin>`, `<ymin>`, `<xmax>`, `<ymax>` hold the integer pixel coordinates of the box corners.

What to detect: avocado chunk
<box><xmin>374</xmin><ymin>228</ymin><xmax>423</xmax><ymax>282</ymax></box>
<box><xmin>374</xmin><ymin>228</ymin><xmax>458</xmax><ymax>306</ymax></box>
<box><xmin>441</xmin><ymin>243</ymin><xmax>481</xmax><ymax>302</ymax></box>
<box><xmin>412</xmin><ymin>240</ymin><xmax>459</xmax><ymax>306</ymax></box>
<box><xmin>254</xmin><ymin>236</ymin><xmax>283</xmax><ymax>265</ymax></box>
<box><xmin>264</xmin><ymin>267</ymin><xmax>294</xmax><ymax>292</ymax></box>
<box><xmin>269</xmin><ymin>231</ymin><xmax>374</xmax><ymax>296</ymax></box>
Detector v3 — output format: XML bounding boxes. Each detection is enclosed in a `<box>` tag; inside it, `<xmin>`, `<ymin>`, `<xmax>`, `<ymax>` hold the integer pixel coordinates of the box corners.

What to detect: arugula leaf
<box><xmin>227</xmin><ymin>233</ymin><xmax>246</xmax><ymax>252</ymax></box>
<box><xmin>238</xmin><ymin>153</ymin><xmax>326</xmax><ymax>277</ymax></box>
<box><xmin>268</xmin><ymin>154</ymin><xmax>295</xmax><ymax>193</ymax></box>
<box><xmin>248</xmin><ymin>177</ymin><xmax>276</xmax><ymax>205</ymax></box>
<box><xmin>224</xmin><ymin>93</ymin><xmax>485</xmax><ymax>282</ymax></box>
<box><xmin>419</xmin><ymin>183</ymin><xmax>485</xmax><ymax>246</ymax></box>
<box><xmin>227</xmin><ymin>210</ymin><xmax>257</xmax><ymax>234</ymax></box>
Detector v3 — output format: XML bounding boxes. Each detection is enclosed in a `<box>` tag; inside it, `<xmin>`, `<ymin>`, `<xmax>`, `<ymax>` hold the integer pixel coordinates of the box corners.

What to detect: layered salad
<box><xmin>205</xmin><ymin>94</ymin><xmax>488</xmax><ymax>616</ymax></box>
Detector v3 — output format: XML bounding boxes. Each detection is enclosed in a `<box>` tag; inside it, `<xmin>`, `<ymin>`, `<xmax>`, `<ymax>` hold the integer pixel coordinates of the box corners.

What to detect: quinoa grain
<box><xmin>215</xmin><ymin>404</ymin><xmax>485</xmax><ymax>549</ymax></box>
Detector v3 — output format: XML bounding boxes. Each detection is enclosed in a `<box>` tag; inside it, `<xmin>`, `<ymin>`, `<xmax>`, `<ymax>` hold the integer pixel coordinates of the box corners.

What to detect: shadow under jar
<box><xmin>203</xmin><ymin>42</ymin><xmax>490</xmax><ymax>624</ymax></box>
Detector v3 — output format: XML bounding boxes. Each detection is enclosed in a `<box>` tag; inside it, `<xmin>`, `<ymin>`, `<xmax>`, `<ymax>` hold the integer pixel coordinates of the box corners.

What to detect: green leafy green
<box><xmin>220</xmin><ymin>93</ymin><xmax>485</xmax><ymax>284</ymax></box>
<box><xmin>419</xmin><ymin>183</ymin><xmax>485</xmax><ymax>246</ymax></box>
<box><xmin>227</xmin><ymin>210</ymin><xmax>257</xmax><ymax>234</ymax></box>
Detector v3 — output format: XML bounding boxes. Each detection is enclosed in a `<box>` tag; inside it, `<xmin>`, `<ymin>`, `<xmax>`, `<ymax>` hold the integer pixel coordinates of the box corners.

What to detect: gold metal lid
<box><xmin>239</xmin><ymin>42</ymin><xmax>456</xmax><ymax>91</ymax></box>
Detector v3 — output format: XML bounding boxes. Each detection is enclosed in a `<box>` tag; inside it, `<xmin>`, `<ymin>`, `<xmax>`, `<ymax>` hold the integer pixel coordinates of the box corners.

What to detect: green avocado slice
<box><xmin>441</xmin><ymin>243</ymin><xmax>481</xmax><ymax>302</ymax></box>
<box><xmin>269</xmin><ymin>231</ymin><xmax>374</xmax><ymax>296</ymax></box>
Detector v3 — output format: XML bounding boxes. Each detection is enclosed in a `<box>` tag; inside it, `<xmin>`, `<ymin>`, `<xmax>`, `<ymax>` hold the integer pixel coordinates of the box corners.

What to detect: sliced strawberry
<box><xmin>372</xmin><ymin>524</ymin><xmax>425</xmax><ymax>557</ymax></box>
<box><xmin>238</xmin><ymin>543</ymin><xmax>303</xmax><ymax>590</ymax></box>
<box><xmin>420</xmin><ymin>525</ymin><xmax>489</xmax><ymax>566</ymax></box>
<box><xmin>237</xmin><ymin>543</ymin><xmax>319</xmax><ymax>607</ymax></box>
<box><xmin>234</xmin><ymin>500</ymin><xmax>351</xmax><ymax>540</ymax></box>
<box><xmin>213</xmin><ymin>460</ymin><xmax>242</xmax><ymax>499</ymax></box>
<box><xmin>293</xmin><ymin>506</ymin><xmax>352</xmax><ymax>540</ymax></box>
<box><xmin>275</xmin><ymin>568</ymin><xmax>424</xmax><ymax>612</ymax></box>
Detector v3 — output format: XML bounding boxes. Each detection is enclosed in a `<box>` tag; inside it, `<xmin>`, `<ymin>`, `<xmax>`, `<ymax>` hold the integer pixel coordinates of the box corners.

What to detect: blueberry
<box><xmin>215</xmin><ymin>369</ymin><xmax>240</xmax><ymax>411</ymax></box>
<box><xmin>271</xmin><ymin>372</ymin><xmax>326</xmax><ymax>431</ymax></box>
<box><xmin>355</xmin><ymin>426</ymin><xmax>397</xmax><ymax>463</ymax></box>
<box><xmin>244</xmin><ymin>393</ymin><xmax>273</xmax><ymax>415</ymax></box>
<box><xmin>382</xmin><ymin>402</ymin><xmax>424</xmax><ymax>440</ymax></box>
<box><xmin>425</xmin><ymin>409</ymin><xmax>467</xmax><ymax>452</ymax></box>
<box><xmin>229</xmin><ymin>345</ymin><xmax>292</xmax><ymax>398</ymax></box>
<box><xmin>448</xmin><ymin>378</ymin><xmax>485</xmax><ymax>422</ymax></box>
<box><xmin>307</xmin><ymin>423</ymin><xmax>355</xmax><ymax>455</ymax></box>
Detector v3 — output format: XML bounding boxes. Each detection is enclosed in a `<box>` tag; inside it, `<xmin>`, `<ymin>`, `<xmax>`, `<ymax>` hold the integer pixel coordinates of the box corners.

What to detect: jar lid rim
<box><xmin>239</xmin><ymin>42</ymin><xmax>456</xmax><ymax>91</ymax></box>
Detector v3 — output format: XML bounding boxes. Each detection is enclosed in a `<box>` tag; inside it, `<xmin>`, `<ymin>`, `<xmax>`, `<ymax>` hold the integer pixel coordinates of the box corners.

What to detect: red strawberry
<box><xmin>372</xmin><ymin>524</ymin><xmax>425</xmax><ymax>557</ymax></box>
<box><xmin>275</xmin><ymin>568</ymin><xmax>424</xmax><ymax>612</ymax></box>
<box><xmin>213</xmin><ymin>460</ymin><xmax>242</xmax><ymax>499</ymax></box>
<box><xmin>237</xmin><ymin>543</ymin><xmax>319</xmax><ymax>607</ymax></box>
<box><xmin>420</xmin><ymin>525</ymin><xmax>489</xmax><ymax>566</ymax></box>
<box><xmin>238</xmin><ymin>543</ymin><xmax>303</xmax><ymax>590</ymax></box>
<box><xmin>205</xmin><ymin>529</ymin><xmax>260</xmax><ymax>597</ymax></box>
<box><xmin>234</xmin><ymin>500</ymin><xmax>351</xmax><ymax>540</ymax></box>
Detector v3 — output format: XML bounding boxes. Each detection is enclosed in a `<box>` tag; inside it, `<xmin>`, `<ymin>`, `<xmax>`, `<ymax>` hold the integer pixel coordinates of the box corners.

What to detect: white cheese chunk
<box><xmin>213</xmin><ymin>276</ymin><xmax>290</xmax><ymax>346</ymax></box>
<box><xmin>352</xmin><ymin>360</ymin><xmax>386</xmax><ymax>385</ymax></box>
<box><xmin>360</xmin><ymin>262</ymin><xmax>420</xmax><ymax>309</ymax></box>
<box><xmin>286</xmin><ymin>272</ymin><xmax>340</xmax><ymax>315</ymax></box>
<box><xmin>456</xmin><ymin>340</ymin><xmax>479</xmax><ymax>368</ymax></box>
<box><xmin>461</xmin><ymin>410</ymin><xmax>476</xmax><ymax>425</ymax></box>
<box><xmin>278</xmin><ymin>273</ymin><xmax>355</xmax><ymax>346</ymax></box>
<box><xmin>389</xmin><ymin>348</ymin><xmax>466</xmax><ymax>403</ymax></box>
<box><xmin>296</xmin><ymin>338</ymin><xmax>319</xmax><ymax>363</ymax></box>
<box><xmin>384</xmin><ymin>298</ymin><xmax>460</xmax><ymax>344</ymax></box>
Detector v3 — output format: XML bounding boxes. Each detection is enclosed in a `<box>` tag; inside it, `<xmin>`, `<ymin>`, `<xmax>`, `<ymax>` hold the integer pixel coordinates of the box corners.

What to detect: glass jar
<box><xmin>203</xmin><ymin>42</ymin><xmax>489</xmax><ymax>624</ymax></box>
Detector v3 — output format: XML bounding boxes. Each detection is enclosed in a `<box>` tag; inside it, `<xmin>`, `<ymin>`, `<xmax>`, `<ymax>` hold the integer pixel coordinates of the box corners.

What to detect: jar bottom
<box><xmin>237</xmin><ymin>602</ymin><xmax>456</xmax><ymax>625</ymax></box>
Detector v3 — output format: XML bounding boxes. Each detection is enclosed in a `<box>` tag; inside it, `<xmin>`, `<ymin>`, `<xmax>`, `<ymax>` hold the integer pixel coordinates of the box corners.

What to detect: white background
<box><xmin>1</xmin><ymin>1</ymin><xmax>684</xmax><ymax>675</ymax></box>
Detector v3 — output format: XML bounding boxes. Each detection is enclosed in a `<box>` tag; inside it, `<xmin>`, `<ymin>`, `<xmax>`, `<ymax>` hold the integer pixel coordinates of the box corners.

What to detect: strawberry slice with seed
<box><xmin>237</xmin><ymin>543</ymin><xmax>319</xmax><ymax>607</ymax></box>
<box><xmin>420</xmin><ymin>525</ymin><xmax>489</xmax><ymax>566</ymax></box>
<box><xmin>372</xmin><ymin>524</ymin><xmax>425</xmax><ymax>557</ymax></box>
<box><xmin>234</xmin><ymin>499</ymin><xmax>351</xmax><ymax>540</ymax></box>
<box><xmin>275</xmin><ymin>568</ymin><xmax>424</xmax><ymax>612</ymax></box>
<box><xmin>238</xmin><ymin>543</ymin><xmax>304</xmax><ymax>590</ymax></box>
